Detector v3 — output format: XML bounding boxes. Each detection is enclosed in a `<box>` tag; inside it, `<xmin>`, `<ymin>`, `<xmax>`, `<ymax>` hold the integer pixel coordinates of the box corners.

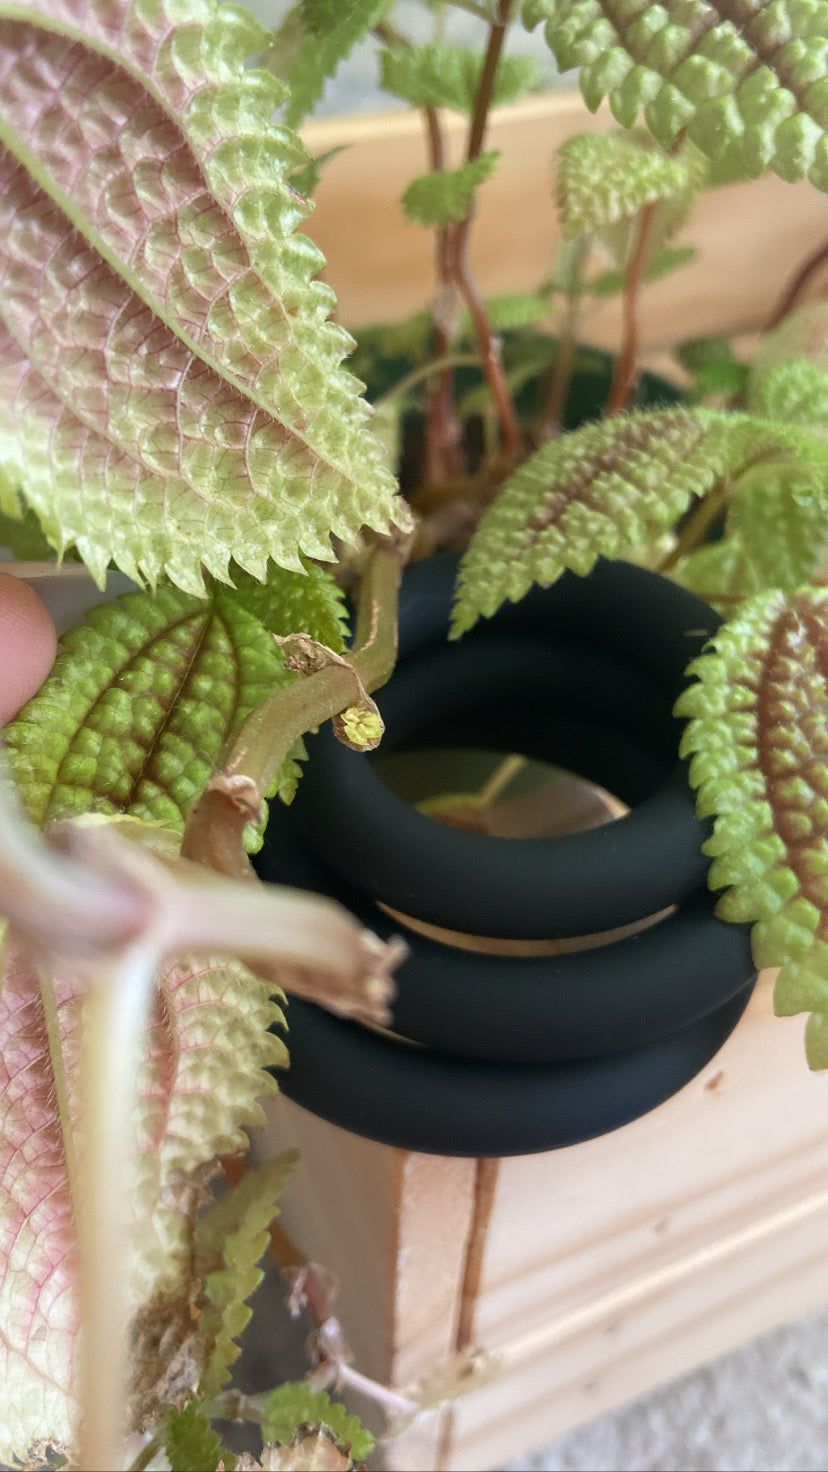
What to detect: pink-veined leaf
<box><xmin>0</xmin><ymin>0</ymin><xmax>408</xmax><ymax>593</ymax></box>
<box><xmin>0</xmin><ymin>927</ymin><xmax>286</xmax><ymax>1461</ymax></box>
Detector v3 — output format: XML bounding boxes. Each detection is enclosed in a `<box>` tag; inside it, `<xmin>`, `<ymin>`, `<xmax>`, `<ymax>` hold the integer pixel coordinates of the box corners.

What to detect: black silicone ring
<box><xmin>274</xmin><ymin>981</ymin><xmax>754</xmax><ymax>1157</ymax></box>
<box><xmin>288</xmin><ymin>638</ymin><xmax>712</xmax><ymax>938</ymax></box>
<box><xmin>258</xmin><ymin>808</ymin><xmax>756</xmax><ymax>1063</ymax></box>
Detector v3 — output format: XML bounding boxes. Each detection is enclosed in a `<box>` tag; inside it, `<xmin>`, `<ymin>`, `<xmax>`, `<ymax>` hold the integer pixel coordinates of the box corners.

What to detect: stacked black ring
<box><xmin>256</xmin><ymin>555</ymin><xmax>756</xmax><ymax>1157</ymax></box>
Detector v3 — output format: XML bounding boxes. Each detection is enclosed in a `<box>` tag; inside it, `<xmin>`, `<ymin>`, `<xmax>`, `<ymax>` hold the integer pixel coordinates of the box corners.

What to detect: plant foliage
<box><xmin>402</xmin><ymin>152</ymin><xmax>501</xmax><ymax>227</ymax></box>
<box><xmin>195</xmin><ymin>1157</ymin><xmax>296</xmax><ymax>1399</ymax></box>
<box><xmin>526</xmin><ymin>0</ymin><xmax>828</xmax><ymax>188</ymax></box>
<box><xmin>676</xmin><ymin>589</ymin><xmax>828</xmax><ymax>1068</ymax></box>
<box><xmin>261</xmin><ymin>1384</ymin><xmax>374</xmax><ymax>1461</ymax></box>
<box><xmin>0</xmin><ymin>0</ymin><xmax>407</xmax><ymax>594</ymax></box>
<box><xmin>4</xmin><ymin>586</ymin><xmax>301</xmax><ymax>830</ymax></box>
<box><xmin>166</xmin><ymin>1401</ymin><xmax>235</xmax><ymax>1472</ymax></box>
<box><xmin>280</xmin><ymin>0</ymin><xmax>391</xmax><ymax>128</ymax></box>
<box><xmin>556</xmin><ymin>129</ymin><xmax>695</xmax><ymax>238</ymax></box>
<box><xmin>381</xmin><ymin>42</ymin><xmax>538</xmax><ymax>112</ymax></box>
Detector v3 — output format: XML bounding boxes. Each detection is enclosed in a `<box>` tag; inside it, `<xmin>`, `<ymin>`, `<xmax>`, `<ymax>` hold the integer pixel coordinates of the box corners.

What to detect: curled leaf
<box><xmin>402</xmin><ymin>153</ymin><xmax>500</xmax><ymax>229</ymax></box>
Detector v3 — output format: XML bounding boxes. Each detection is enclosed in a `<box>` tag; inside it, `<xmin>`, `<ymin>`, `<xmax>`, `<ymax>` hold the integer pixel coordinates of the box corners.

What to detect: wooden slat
<box><xmin>437</xmin><ymin>973</ymin><xmax>828</xmax><ymax>1470</ymax></box>
<box><xmin>302</xmin><ymin>94</ymin><xmax>828</xmax><ymax>349</ymax></box>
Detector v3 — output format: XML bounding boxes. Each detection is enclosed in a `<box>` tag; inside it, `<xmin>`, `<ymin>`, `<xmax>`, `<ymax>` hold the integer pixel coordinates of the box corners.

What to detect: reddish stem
<box><xmin>451</xmin><ymin>0</ymin><xmax>521</xmax><ymax>462</ymax></box>
<box><xmin>423</xmin><ymin>104</ymin><xmax>465</xmax><ymax>484</ymax></box>
<box><xmin>605</xmin><ymin>200</ymin><xmax>659</xmax><ymax>417</ymax></box>
<box><xmin>767</xmin><ymin>231</ymin><xmax>828</xmax><ymax>330</ymax></box>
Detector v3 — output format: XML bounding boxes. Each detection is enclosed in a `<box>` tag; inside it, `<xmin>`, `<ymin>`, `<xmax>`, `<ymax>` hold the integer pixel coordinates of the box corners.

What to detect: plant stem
<box><xmin>128</xmin><ymin>1434</ymin><xmax>164</xmax><ymax>1472</ymax></box>
<box><xmin>450</xmin><ymin>0</ymin><xmax>522</xmax><ymax>463</ymax></box>
<box><xmin>605</xmin><ymin>200</ymin><xmax>659</xmax><ymax>416</ymax></box>
<box><xmin>767</xmin><ymin>231</ymin><xmax>828</xmax><ymax>329</ymax></box>
<box><xmin>656</xmin><ymin>483</ymin><xmax>727</xmax><ymax>572</ymax></box>
<box><xmin>537</xmin><ymin>237</ymin><xmax>590</xmax><ymax>439</ymax></box>
<box><xmin>422</xmin><ymin>104</ymin><xmax>466</xmax><ymax>483</ymax></box>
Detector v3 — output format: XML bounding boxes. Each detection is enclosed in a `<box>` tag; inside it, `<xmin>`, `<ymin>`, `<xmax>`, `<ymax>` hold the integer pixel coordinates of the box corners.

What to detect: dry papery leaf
<box><xmin>234</xmin><ymin>1426</ymin><xmax>355</xmax><ymax>1470</ymax></box>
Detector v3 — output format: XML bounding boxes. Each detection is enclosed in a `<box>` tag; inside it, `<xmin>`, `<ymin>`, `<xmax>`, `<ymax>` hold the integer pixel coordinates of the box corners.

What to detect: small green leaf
<box><xmin>381</xmin><ymin>44</ymin><xmax>539</xmax><ymax>113</ymax></box>
<box><xmin>261</xmin><ymin>1384</ymin><xmax>375</xmax><ymax>1460</ymax></box>
<box><xmin>0</xmin><ymin>500</ymin><xmax>58</xmax><ymax>560</ymax></box>
<box><xmin>229</xmin><ymin>560</ymin><xmax>349</xmax><ymax>652</ymax></box>
<box><xmin>556</xmin><ymin>130</ymin><xmax>694</xmax><ymax>239</ymax></box>
<box><xmin>675</xmin><ymin>588</ymin><xmax>828</xmax><ymax>1069</ymax></box>
<box><xmin>748</xmin><ymin>358</ymin><xmax>828</xmax><ymax>431</ymax></box>
<box><xmin>676</xmin><ymin>335</ymin><xmax>750</xmax><ymax>401</ymax></box>
<box><xmin>482</xmin><ymin>292</ymin><xmax>550</xmax><ymax>331</ymax></box>
<box><xmin>5</xmin><ymin>587</ymin><xmax>296</xmax><ymax>831</ymax></box>
<box><xmin>747</xmin><ymin>304</ymin><xmax>828</xmax><ymax>429</ymax></box>
<box><xmin>165</xmin><ymin>1401</ymin><xmax>233</xmax><ymax>1472</ymax></box>
<box><xmin>195</xmin><ymin>1156</ymin><xmax>296</xmax><ymax>1400</ymax></box>
<box><xmin>283</xmin><ymin>0</ymin><xmax>392</xmax><ymax>127</ymax></box>
<box><xmin>402</xmin><ymin>153</ymin><xmax>500</xmax><ymax>228</ymax></box>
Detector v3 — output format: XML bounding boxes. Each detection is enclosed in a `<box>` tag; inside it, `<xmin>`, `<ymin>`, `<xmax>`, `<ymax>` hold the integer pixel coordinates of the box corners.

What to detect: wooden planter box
<box><xmin>249</xmin><ymin>94</ymin><xmax>828</xmax><ymax>1471</ymax></box>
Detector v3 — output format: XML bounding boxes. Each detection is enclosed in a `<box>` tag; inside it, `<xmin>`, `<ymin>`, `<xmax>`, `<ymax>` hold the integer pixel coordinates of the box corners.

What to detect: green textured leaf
<box><xmin>195</xmin><ymin>1156</ymin><xmax>296</xmax><ymax>1400</ymax></box>
<box><xmin>402</xmin><ymin>153</ymin><xmax>500</xmax><ymax>228</ymax></box>
<box><xmin>676</xmin><ymin>335</ymin><xmax>750</xmax><ymax>401</ymax></box>
<box><xmin>748</xmin><ymin>358</ymin><xmax>828</xmax><ymax>430</ymax></box>
<box><xmin>674</xmin><ymin>421</ymin><xmax>828</xmax><ymax>607</ymax></box>
<box><xmin>0</xmin><ymin>1</ymin><xmax>407</xmax><ymax>595</ymax></box>
<box><xmin>381</xmin><ymin>43</ymin><xmax>539</xmax><ymax>112</ymax></box>
<box><xmin>165</xmin><ymin>1401</ymin><xmax>232</xmax><ymax>1472</ymax></box>
<box><xmin>282</xmin><ymin>0</ymin><xmax>391</xmax><ymax>128</ymax></box>
<box><xmin>533</xmin><ymin>0</ymin><xmax>828</xmax><ymax>190</ymax></box>
<box><xmin>0</xmin><ymin>499</ymin><xmax>58</xmax><ymax>560</ymax></box>
<box><xmin>452</xmin><ymin>408</ymin><xmax>722</xmax><ymax>634</ymax></box>
<box><xmin>229</xmin><ymin>560</ymin><xmax>349</xmax><ymax>652</ymax></box>
<box><xmin>748</xmin><ymin>304</ymin><xmax>828</xmax><ymax>428</ymax></box>
<box><xmin>452</xmin><ymin>409</ymin><xmax>828</xmax><ymax>634</ymax></box>
<box><xmin>4</xmin><ymin>586</ymin><xmax>297</xmax><ymax>831</ymax></box>
<box><xmin>261</xmin><ymin>1384</ymin><xmax>375</xmax><ymax>1461</ymax></box>
<box><xmin>556</xmin><ymin>130</ymin><xmax>695</xmax><ymax>238</ymax></box>
<box><xmin>675</xmin><ymin>589</ymin><xmax>828</xmax><ymax>1068</ymax></box>
<box><xmin>588</xmin><ymin>244</ymin><xmax>697</xmax><ymax>297</ymax></box>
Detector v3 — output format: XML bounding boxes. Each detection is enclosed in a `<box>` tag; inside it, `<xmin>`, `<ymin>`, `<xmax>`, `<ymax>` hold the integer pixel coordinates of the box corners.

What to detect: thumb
<box><xmin>0</xmin><ymin>572</ymin><xmax>57</xmax><ymax>725</ymax></box>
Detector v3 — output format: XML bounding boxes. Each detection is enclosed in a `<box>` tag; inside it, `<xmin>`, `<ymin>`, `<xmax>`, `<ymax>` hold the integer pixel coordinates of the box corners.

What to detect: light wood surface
<box><xmin>254</xmin><ymin>974</ymin><xmax>828</xmax><ymax>1470</ymax></box>
<box><xmin>302</xmin><ymin>93</ymin><xmax>828</xmax><ymax>349</ymax></box>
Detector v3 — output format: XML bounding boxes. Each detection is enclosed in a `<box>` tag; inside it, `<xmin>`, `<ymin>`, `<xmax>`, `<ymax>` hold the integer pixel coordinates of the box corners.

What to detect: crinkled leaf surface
<box><xmin>676</xmin><ymin>589</ymin><xmax>828</xmax><ymax>1068</ymax></box>
<box><xmin>454</xmin><ymin>408</ymin><xmax>828</xmax><ymax>634</ymax></box>
<box><xmin>261</xmin><ymin>1385</ymin><xmax>374</xmax><ymax>1461</ymax></box>
<box><xmin>556</xmin><ymin>130</ymin><xmax>694</xmax><ymax>238</ymax></box>
<box><xmin>747</xmin><ymin>358</ymin><xmax>828</xmax><ymax>430</ymax></box>
<box><xmin>0</xmin><ymin>918</ymin><xmax>285</xmax><ymax>1459</ymax></box>
<box><xmin>381</xmin><ymin>42</ymin><xmax>539</xmax><ymax>112</ymax></box>
<box><xmin>0</xmin><ymin>0</ymin><xmax>406</xmax><ymax>594</ymax></box>
<box><xmin>228</xmin><ymin>560</ymin><xmax>348</xmax><ymax>651</ymax></box>
<box><xmin>528</xmin><ymin>0</ymin><xmax>828</xmax><ymax>188</ymax></box>
<box><xmin>5</xmin><ymin>585</ymin><xmax>296</xmax><ymax>831</ymax></box>
<box><xmin>452</xmin><ymin>408</ymin><xmax>719</xmax><ymax>634</ymax></box>
<box><xmin>0</xmin><ymin>939</ymin><xmax>81</xmax><ymax>1460</ymax></box>
<box><xmin>402</xmin><ymin>152</ymin><xmax>500</xmax><ymax>228</ymax></box>
<box><xmin>195</xmin><ymin>1156</ymin><xmax>296</xmax><ymax>1399</ymax></box>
